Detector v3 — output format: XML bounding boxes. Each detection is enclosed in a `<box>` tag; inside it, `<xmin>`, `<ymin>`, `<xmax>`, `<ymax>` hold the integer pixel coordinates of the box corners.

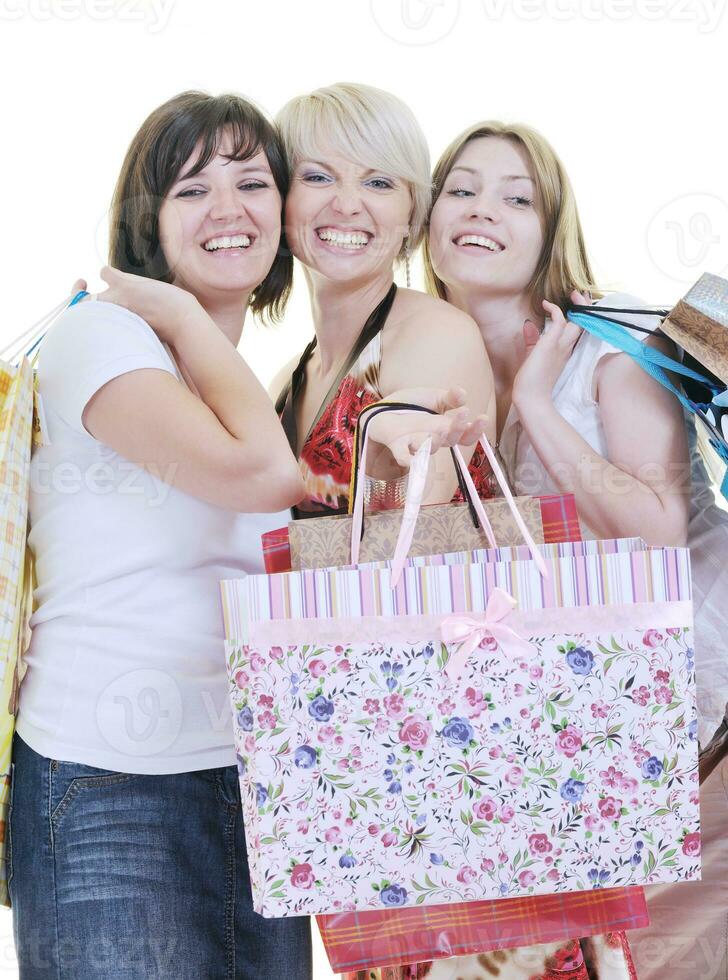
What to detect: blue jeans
<box><xmin>8</xmin><ymin>733</ymin><xmax>312</xmax><ymax>979</ymax></box>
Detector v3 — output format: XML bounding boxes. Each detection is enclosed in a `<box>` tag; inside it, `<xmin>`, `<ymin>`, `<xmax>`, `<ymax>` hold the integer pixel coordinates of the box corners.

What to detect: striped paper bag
<box><xmin>221</xmin><ymin>533</ymin><xmax>699</xmax><ymax>919</ymax></box>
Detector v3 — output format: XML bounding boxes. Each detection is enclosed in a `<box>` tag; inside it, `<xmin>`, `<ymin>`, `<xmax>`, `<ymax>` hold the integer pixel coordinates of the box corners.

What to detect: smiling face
<box><xmin>157</xmin><ymin>129</ymin><xmax>282</xmax><ymax>305</ymax></box>
<box><xmin>428</xmin><ymin>137</ymin><xmax>544</xmax><ymax>302</ymax></box>
<box><xmin>284</xmin><ymin>149</ymin><xmax>412</xmax><ymax>286</ymax></box>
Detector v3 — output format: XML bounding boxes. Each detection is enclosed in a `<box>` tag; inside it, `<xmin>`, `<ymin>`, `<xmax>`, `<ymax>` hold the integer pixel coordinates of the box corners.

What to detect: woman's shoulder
<box><xmin>45</xmin><ymin>298</ymin><xmax>160</xmax><ymax>346</ymax></box>
<box><xmin>391</xmin><ymin>288</ymin><xmax>481</xmax><ymax>341</ymax></box>
<box><xmin>571</xmin><ymin>290</ymin><xmax>674</xmax><ymax>402</ymax></box>
<box><xmin>39</xmin><ymin>299</ymin><xmax>171</xmax><ymax>376</ymax></box>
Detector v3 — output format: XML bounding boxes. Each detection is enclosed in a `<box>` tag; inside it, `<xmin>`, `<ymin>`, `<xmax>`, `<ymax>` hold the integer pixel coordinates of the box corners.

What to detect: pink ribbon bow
<box><xmin>440</xmin><ymin>587</ymin><xmax>536</xmax><ymax>679</ymax></box>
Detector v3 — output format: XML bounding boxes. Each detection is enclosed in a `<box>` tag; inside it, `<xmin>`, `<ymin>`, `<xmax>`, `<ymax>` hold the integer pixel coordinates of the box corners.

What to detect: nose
<box><xmin>332</xmin><ymin>179</ymin><xmax>363</xmax><ymax>217</ymax></box>
<box><xmin>468</xmin><ymin>190</ymin><xmax>500</xmax><ymax>223</ymax></box>
<box><xmin>208</xmin><ymin>184</ymin><xmax>247</xmax><ymax>223</ymax></box>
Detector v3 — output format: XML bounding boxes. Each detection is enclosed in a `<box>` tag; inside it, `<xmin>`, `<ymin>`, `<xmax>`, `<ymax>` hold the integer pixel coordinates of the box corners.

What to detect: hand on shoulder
<box><xmin>94</xmin><ymin>266</ymin><xmax>200</xmax><ymax>345</ymax></box>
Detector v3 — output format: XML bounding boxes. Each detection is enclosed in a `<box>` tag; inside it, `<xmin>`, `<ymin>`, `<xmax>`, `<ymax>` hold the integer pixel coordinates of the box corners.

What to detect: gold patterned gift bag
<box><xmin>0</xmin><ymin>291</ymin><xmax>86</xmax><ymax>906</ymax></box>
<box><xmin>661</xmin><ymin>272</ymin><xmax>728</xmax><ymax>384</ymax></box>
<box><xmin>289</xmin><ymin>494</ymin><xmax>545</xmax><ymax>570</ymax></box>
<box><xmin>0</xmin><ymin>355</ymin><xmax>34</xmax><ymax>907</ymax></box>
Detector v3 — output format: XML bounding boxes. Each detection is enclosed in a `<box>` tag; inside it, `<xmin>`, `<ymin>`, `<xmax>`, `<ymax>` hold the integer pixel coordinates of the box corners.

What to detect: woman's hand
<box><xmin>512</xmin><ymin>290</ymin><xmax>590</xmax><ymax>412</ymax></box>
<box><xmin>94</xmin><ymin>266</ymin><xmax>198</xmax><ymax>345</ymax></box>
<box><xmin>364</xmin><ymin>386</ymin><xmax>489</xmax><ymax>468</ymax></box>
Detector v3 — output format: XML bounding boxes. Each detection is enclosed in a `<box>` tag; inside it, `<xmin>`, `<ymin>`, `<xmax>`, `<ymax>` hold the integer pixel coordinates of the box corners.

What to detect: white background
<box><xmin>0</xmin><ymin>0</ymin><xmax>726</xmax><ymax>976</ymax></box>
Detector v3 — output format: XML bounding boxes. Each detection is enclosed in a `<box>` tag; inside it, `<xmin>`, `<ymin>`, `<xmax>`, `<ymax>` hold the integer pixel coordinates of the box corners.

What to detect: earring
<box><xmin>404</xmin><ymin>236</ymin><xmax>411</xmax><ymax>288</ymax></box>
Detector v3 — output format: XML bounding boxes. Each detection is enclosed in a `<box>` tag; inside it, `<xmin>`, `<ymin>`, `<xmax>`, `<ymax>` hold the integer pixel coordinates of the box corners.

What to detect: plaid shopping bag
<box><xmin>317</xmin><ymin>887</ymin><xmax>649</xmax><ymax>973</ymax></box>
<box><xmin>260</xmin><ymin>494</ymin><xmax>582</xmax><ymax>575</ymax></box>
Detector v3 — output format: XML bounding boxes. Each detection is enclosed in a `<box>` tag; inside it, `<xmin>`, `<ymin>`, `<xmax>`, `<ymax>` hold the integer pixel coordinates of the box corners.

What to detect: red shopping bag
<box><xmin>316</xmin><ymin>887</ymin><xmax>649</xmax><ymax>973</ymax></box>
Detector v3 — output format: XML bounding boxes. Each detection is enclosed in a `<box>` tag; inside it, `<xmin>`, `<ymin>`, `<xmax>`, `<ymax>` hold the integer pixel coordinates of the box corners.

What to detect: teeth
<box><xmin>204</xmin><ymin>234</ymin><xmax>251</xmax><ymax>251</ymax></box>
<box><xmin>456</xmin><ymin>235</ymin><xmax>502</xmax><ymax>251</ymax></box>
<box><xmin>317</xmin><ymin>228</ymin><xmax>370</xmax><ymax>248</ymax></box>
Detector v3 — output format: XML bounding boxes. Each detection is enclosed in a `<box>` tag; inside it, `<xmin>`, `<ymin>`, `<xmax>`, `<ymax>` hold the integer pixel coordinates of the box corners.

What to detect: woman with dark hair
<box><xmin>7</xmin><ymin>90</ymin><xmax>311</xmax><ymax>980</ymax></box>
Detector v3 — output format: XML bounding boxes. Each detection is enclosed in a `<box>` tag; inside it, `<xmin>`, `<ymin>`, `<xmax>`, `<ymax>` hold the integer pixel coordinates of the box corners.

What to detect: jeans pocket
<box><xmin>49</xmin><ymin>759</ymin><xmax>139</xmax><ymax>831</ymax></box>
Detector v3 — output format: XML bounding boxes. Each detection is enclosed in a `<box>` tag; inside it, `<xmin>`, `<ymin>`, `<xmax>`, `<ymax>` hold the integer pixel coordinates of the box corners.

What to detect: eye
<box><xmin>366</xmin><ymin>177</ymin><xmax>395</xmax><ymax>190</ymax></box>
<box><xmin>301</xmin><ymin>172</ymin><xmax>332</xmax><ymax>184</ymax></box>
<box><xmin>506</xmin><ymin>195</ymin><xmax>533</xmax><ymax>207</ymax></box>
<box><xmin>239</xmin><ymin>180</ymin><xmax>268</xmax><ymax>191</ymax></box>
<box><xmin>176</xmin><ymin>187</ymin><xmax>205</xmax><ymax>198</ymax></box>
<box><xmin>446</xmin><ymin>187</ymin><xmax>475</xmax><ymax>198</ymax></box>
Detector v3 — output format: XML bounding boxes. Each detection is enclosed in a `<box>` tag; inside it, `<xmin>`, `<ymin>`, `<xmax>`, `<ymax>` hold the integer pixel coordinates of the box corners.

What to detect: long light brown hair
<box><xmin>423</xmin><ymin>121</ymin><xmax>602</xmax><ymax>314</ymax></box>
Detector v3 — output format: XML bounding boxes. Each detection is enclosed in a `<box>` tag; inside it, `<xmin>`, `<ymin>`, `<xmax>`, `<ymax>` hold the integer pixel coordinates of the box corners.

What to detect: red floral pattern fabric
<box><xmin>298</xmin><ymin>374</ymin><xmax>493</xmax><ymax>516</ymax></box>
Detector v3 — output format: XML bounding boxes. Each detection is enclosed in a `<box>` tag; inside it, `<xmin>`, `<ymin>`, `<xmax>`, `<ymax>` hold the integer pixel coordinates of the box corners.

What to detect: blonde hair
<box><xmin>276</xmin><ymin>82</ymin><xmax>431</xmax><ymax>260</ymax></box>
<box><xmin>423</xmin><ymin>121</ymin><xmax>601</xmax><ymax>313</ymax></box>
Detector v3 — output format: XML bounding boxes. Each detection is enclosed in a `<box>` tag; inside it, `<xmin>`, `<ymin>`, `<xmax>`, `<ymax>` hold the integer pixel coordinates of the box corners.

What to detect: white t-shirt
<box><xmin>498</xmin><ymin>292</ymin><xmax>728</xmax><ymax>745</ymax></box>
<box><xmin>16</xmin><ymin>300</ymin><xmax>289</xmax><ymax>774</ymax></box>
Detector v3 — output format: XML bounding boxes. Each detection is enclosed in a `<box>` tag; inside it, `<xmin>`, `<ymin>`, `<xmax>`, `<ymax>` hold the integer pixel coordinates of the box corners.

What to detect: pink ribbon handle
<box><xmin>463</xmin><ymin>435</ymin><xmax>549</xmax><ymax>579</ymax></box>
<box><xmin>440</xmin><ymin>587</ymin><xmax>536</xmax><ymax>679</ymax></box>
<box><xmin>351</xmin><ymin>410</ymin><xmax>498</xmax><ymax>588</ymax></box>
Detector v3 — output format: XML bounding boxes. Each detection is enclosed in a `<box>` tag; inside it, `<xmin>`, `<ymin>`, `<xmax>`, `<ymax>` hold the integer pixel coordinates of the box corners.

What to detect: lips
<box><xmin>202</xmin><ymin>232</ymin><xmax>254</xmax><ymax>252</ymax></box>
<box><xmin>316</xmin><ymin>226</ymin><xmax>373</xmax><ymax>250</ymax></box>
<box><xmin>453</xmin><ymin>232</ymin><xmax>505</xmax><ymax>252</ymax></box>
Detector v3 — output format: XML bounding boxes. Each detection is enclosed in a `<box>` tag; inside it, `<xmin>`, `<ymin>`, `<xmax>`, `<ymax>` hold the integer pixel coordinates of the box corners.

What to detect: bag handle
<box><xmin>568</xmin><ymin>307</ymin><xmax>728</xmax><ymax>471</ymax></box>
<box><xmin>349</xmin><ymin>400</ymin><xmax>480</xmax><ymax>529</ymax></box>
<box><xmin>567</xmin><ymin>308</ymin><xmax>723</xmax><ymax>412</ymax></box>
<box><xmin>349</xmin><ymin>403</ymin><xmax>547</xmax><ymax>585</ymax></box>
<box><xmin>1</xmin><ymin>289</ymin><xmax>89</xmax><ymax>365</ymax></box>
<box><xmin>569</xmin><ymin>303</ymin><xmax>671</xmax><ymax>330</ymax></box>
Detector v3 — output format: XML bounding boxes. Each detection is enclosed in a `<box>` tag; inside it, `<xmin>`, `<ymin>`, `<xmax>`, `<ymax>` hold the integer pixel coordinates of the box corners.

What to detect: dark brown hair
<box><xmin>109</xmin><ymin>90</ymin><xmax>292</xmax><ymax>322</ymax></box>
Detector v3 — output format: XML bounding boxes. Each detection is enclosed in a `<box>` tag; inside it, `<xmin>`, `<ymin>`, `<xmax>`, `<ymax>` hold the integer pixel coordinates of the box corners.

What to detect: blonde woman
<box><xmin>424</xmin><ymin>121</ymin><xmax>728</xmax><ymax>980</ymax></box>
<box><xmin>272</xmin><ymin>83</ymin><xmax>495</xmax><ymax>516</ymax></box>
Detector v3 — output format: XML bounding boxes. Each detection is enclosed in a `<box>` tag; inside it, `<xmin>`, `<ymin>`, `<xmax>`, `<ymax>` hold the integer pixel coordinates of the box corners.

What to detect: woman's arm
<box><xmin>83</xmin><ymin>268</ymin><xmax>305</xmax><ymax>513</ymax></box>
<box><xmin>513</xmin><ymin>298</ymin><xmax>690</xmax><ymax>545</ymax></box>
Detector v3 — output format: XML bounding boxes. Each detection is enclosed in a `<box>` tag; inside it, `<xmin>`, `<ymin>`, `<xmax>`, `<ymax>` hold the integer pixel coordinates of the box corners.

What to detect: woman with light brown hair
<box><xmin>420</xmin><ymin>119</ymin><xmax>728</xmax><ymax>980</ymax></box>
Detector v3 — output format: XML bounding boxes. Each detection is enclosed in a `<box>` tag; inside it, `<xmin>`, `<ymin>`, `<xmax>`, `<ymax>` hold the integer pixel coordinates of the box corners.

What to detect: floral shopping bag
<box><xmin>221</xmin><ymin>433</ymin><xmax>699</xmax><ymax>919</ymax></box>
